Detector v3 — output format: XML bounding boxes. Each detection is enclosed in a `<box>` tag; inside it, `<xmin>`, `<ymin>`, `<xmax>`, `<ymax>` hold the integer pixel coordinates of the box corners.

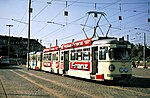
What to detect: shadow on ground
<box><xmin>95</xmin><ymin>77</ymin><xmax>150</xmax><ymax>88</ymax></box>
<box><xmin>66</xmin><ymin>75</ymin><xmax>150</xmax><ymax>88</ymax></box>
<box><xmin>0</xmin><ymin>64</ymin><xmax>22</xmax><ymax>70</ymax></box>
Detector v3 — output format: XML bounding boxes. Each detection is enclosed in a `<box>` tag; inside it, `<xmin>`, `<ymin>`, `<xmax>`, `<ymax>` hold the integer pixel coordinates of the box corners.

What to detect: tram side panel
<box><xmin>29</xmin><ymin>51</ymin><xmax>37</xmax><ymax>69</ymax></box>
<box><xmin>42</xmin><ymin>50</ymin><xmax>52</xmax><ymax>72</ymax></box>
<box><xmin>64</xmin><ymin>47</ymin><xmax>92</xmax><ymax>79</ymax></box>
<box><xmin>51</xmin><ymin>51</ymin><xmax>60</xmax><ymax>73</ymax></box>
<box><xmin>42</xmin><ymin>46</ymin><xmax>59</xmax><ymax>73</ymax></box>
<box><xmin>59</xmin><ymin>51</ymin><xmax>64</xmax><ymax>74</ymax></box>
<box><xmin>36</xmin><ymin>51</ymin><xmax>43</xmax><ymax>70</ymax></box>
<box><xmin>60</xmin><ymin>38</ymin><xmax>95</xmax><ymax>79</ymax></box>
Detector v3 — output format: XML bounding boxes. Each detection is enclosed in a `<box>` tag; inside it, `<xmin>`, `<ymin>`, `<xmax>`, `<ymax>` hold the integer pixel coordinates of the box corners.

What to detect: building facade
<box><xmin>0</xmin><ymin>35</ymin><xmax>45</xmax><ymax>60</ymax></box>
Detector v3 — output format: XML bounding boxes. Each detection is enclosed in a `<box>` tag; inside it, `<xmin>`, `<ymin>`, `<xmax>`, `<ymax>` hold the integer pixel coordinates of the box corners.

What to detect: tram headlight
<box><xmin>109</xmin><ymin>64</ymin><xmax>115</xmax><ymax>72</ymax></box>
<box><xmin>124</xmin><ymin>68</ymin><xmax>128</xmax><ymax>73</ymax></box>
<box><xmin>119</xmin><ymin>67</ymin><xmax>124</xmax><ymax>73</ymax></box>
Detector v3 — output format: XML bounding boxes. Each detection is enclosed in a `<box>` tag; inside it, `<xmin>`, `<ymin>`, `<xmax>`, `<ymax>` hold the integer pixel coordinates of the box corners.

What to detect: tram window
<box><xmin>32</xmin><ymin>55</ymin><xmax>36</xmax><ymax>60</ymax></box>
<box><xmin>75</xmin><ymin>52</ymin><xmax>78</xmax><ymax>60</ymax></box>
<box><xmin>56</xmin><ymin>52</ymin><xmax>58</xmax><ymax>60</ymax></box>
<box><xmin>71</xmin><ymin>50</ymin><xmax>78</xmax><ymax>60</ymax></box>
<box><xmin>61</xmin><ymin>52</ymin><xmax>64</xmax><ymax>60</ymax></box>
<box><xmin>83</xmin><ymin>48</ymin><xmax>90</xmax><ymax>60</ymax></box>
<box><xmin>52</xmin><ymin>54</ymin><xmax>56</xmax><ymax>60</ymax></box>
<box><xmin>109</xmin><ymin>48</ymin><xmax>131</xmax><ymax>60</ymax></box>
<box><xmin>71</xmin><ymin>50</ymin><xmax>75</xmax><ymax>60</ymax></box>
<box><xmin>48</xmin><ymin>53</ymin><xmax>51</xmax><ymax>60</ymax></box>
<box><xmin>44</xmin><ymin>54</ymin><xmax>48</xmax><ymax>61</ymax></box>
<box><xmin>38</xmin><ymin>56</ymin><xmax>41</xmax><ymax>61</ymax></box>
<box><xmin>77</xmin><ymin>49</ymin><xmax>82</xmax><ymax>60</ymax></box>
<box><xmin>99</xmin><ymin>47</ymin><xmax>108</xmax><ymax>60</ymax></box>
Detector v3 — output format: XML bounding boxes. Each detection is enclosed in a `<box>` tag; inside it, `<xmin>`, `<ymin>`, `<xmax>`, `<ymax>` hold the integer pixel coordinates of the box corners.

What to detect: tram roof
<box><xmin>92</xmin><ymin>37</ymin><xmax>130</xmax><ymax>45</ymax></box>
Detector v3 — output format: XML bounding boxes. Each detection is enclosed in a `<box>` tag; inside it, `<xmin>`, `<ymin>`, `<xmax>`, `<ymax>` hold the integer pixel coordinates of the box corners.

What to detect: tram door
<box><xmin>64</xmin><ymin>51</ymin><xmax>69</xmax><ymax>72</ymax></box>
<box><xmin>92</xmin><ymin>47</ymin><xmax>98</xmax><ymax>74</ymax></box>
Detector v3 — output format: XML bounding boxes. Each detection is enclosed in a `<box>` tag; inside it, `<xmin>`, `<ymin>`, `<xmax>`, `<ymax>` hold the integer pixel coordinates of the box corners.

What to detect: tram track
<box><xmin>0</xmin><ymin>65</ymin><xmax>149</xmax><ymax>97</ymax></box>
<box><xmin>0</xmin><ymin>79</ymin><xmax>8</xmax><ymax>98</ymax></box>
<box><xmin>108</xmin><ymin>85</ymin><xmax>150</xmax><ymax>97</ymax></box>
<box><xmin>11</xmin><ymin>70</ymin><xmax>100</xmax><ymax>98</ymax></box>
<box><xmin>11</xmin><ymin>70</ymin><xmax>65</xmax><ymax>98</ymax></box>
<box><xmin>13</xmin><ymin>69</ymin><xmax>150</xmax><ymax>97</ymax></box>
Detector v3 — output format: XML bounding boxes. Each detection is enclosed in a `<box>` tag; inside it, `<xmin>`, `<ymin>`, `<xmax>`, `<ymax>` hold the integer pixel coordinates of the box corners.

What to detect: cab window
<box><xmin>99</xmin><ymin>47</ymin><xmax>108</xmax><ymax>60</ymax></box>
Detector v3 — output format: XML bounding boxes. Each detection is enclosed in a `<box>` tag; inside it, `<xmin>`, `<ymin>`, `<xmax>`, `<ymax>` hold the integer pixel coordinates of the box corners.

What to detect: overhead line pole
<box><xmin>143</xmin><ymin>32</ymin><xmax>146</xmax><ymax>68</ymax></box>
<box><xmin>6</xmin><ymin>25</ymin><xmax>13</xmax><ymax>58</ymax></box>
<box><xmin>27</xmin><ymin>0</ymin><xmax>32</xmax><ymax>70</ymax></box>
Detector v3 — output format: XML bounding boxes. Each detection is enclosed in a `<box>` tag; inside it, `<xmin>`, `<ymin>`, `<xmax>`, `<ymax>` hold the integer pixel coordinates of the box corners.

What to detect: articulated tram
<box><xmin>28</xmin><ymin>51</ymin><xmax>36</xmax><ymax>69</ymax></box>
<box><xmin>28</xmin><ymin>37</ymin><xmax>132</xmax><ymax>81</ymax></box>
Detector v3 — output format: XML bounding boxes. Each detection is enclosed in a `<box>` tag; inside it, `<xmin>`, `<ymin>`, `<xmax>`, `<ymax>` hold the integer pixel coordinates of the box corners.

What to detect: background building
<box><xmin>0</xmin><ymin>35</ymin><xmax>45</xmax><ymax>64</ymax></box>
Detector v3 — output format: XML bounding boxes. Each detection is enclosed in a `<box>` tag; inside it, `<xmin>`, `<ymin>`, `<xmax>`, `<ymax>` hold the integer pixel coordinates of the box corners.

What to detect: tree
<box><xmin>131</xmin><ymin>43</ymin><xmax>150</xmax><ymax>61</ymax></box>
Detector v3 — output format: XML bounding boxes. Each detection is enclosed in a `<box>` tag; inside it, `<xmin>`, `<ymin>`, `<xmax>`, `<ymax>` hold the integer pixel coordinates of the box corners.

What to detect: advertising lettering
<box><xmin>61</xmin><ymin>43</ymin><xmax>73</xmax><ymax>50</ymax></box>
<box><xmin>43</xmin><ymin>62</ymin><xmax>52</xmax><ymax>67</ymax></box>
<box><xmin>60</xmin><ymin>62</ymin><xmax>64</xmax><ymax>69</ymax></box>
<box><xmin>55</xmin><ymin>62</ymin><xmax>59</xmax><ymax>68</ymax></box>
<box><xmin>43</xmin><ymin>46</ymin><xmax>59</xmax><ymax>53</ymax></box>
<box><xmin>74</xmin><ymin>41</ymin><xmax>84</xmax><ymax>47</ymax></box>
<box><xmin>61</xmin><ymin>38</ymin><xmax>92</xmax><ymax>50</ymax></box>
<box><xmin>70</xmin><ymin>62</ymin><xmax>90</xmax><ymax>71</ymax></box>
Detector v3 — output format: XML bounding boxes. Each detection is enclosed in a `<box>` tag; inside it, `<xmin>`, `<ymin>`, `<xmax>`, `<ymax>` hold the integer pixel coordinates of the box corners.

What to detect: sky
<box><xmin>0</xmin><ymin>0</ymin><xmax>150</xmax><ymax>48</ymax></box>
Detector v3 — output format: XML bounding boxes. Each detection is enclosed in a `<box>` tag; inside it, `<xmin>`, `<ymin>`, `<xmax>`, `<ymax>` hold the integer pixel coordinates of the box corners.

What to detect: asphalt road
<box><xmin>0</xmin><ymin>65</ymin><xmax>150</xmax><ymax>98</ymax></box>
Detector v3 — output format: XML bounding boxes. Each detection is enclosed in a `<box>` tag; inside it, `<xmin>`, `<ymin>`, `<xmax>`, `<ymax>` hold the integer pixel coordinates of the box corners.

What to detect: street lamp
<box><xmin>6</xmin><ymin>24</ymin><xmax>13</xmax><ymax>57</ymax></box>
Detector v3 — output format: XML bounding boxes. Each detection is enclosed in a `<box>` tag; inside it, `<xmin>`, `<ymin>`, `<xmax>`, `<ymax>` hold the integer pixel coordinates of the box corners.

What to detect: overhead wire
<box><xmin>34</xmin><ymin>0</ymin><xmax>148</xmax><ymax>32</ymax></box>
<box><xmin>33</xmin><ymin>0</ymin><xmax>149</xmax><ymax>5</ymax></box>
<box><xmin>38</xmin><ymin>0</ymin><xmax>79</xmax><ymax>38</ymax></box>
<box><xmin>43</xmin><ymin>0</ymin><xmax>149</xmax><ymax>43</ymax></box>
<box><xmin>40</xmin><ymin>13</ymin><xmax>87</xmax><ymax>40</ymax></box>
<box><xmin>12</xmin><ymin>10</ymin><xmax>27</xmax><ymax>36</ymax></box>
<box><xmin>18</xmin><ymin>1</ymin><xmax>52</xmax><ymax>37</ymax></box>
<box><xmin>55</xmin><ymin>0</ymin><xmax>120</xmax><ymax>40</ymax></box>
<box><xmin>17</xmin><ymin>24</ymin><xmax>28</xmax><ymax>36</ymax></box>
<box><xmin>112</xmin><ymin>11</ymin><xmax>147</xmax><ymax>31</ymax></box>
<box><xmin>17</xmin><ymin>0</ymin><xmax>149</xmax><ymax>46</ymax></box>
<box><xmin>32</xmin><ymin>4</ymin><xmax>49</xmax><ymax>20</ymax></box>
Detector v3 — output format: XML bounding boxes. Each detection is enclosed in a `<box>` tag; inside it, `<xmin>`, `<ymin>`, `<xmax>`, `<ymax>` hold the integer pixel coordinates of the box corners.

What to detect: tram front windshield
<box><xmin>109</xmin><ymin>48</ymin><xmax>131</xmax><ymax>60</ymax></box>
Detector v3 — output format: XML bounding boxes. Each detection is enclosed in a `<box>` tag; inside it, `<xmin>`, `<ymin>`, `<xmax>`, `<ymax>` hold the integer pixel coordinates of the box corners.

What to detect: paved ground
<box><xmin>0</xmin><ymin>65</ymin><xmax>150</xmax><ymax>98</ymax></box>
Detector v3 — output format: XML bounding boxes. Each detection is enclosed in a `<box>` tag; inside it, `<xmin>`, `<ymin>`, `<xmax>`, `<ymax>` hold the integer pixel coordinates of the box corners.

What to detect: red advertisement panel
<box><xmin>43</xmin><ymin>46</ymin><xmax>59</xmax><ymax>53</ymax></box>
<box><xmin>60</xmin><ymin>62</ymin><xmax>64</xmax><ymax>69</ymax></box>
<box><xmin>61</xmin><ymin>38</ymin><xmax>92</xmax><ymax>50</ymax></box>
<box><xmin>55</xmin><ymin>62</ymin><xmax>59</xmax><ymax>68</ymax></box>
<box><xmin>70</xmin><ymin>62</ymin><xmax>90</xmax><ymax>71</ymax></box>
<box><xmin>61</xmin><ymin>42</ymin><xmax>73</xmax><ymax>50</ymax></box>
<box><xmin>43</xmin><ymin>62</ymin><xmax>52</xmax><ymax>67</ymax></box>
<box><xmin>74</xmin><ymin>38</ymin><xmax>92</xmax><ymax>48</ymax></box>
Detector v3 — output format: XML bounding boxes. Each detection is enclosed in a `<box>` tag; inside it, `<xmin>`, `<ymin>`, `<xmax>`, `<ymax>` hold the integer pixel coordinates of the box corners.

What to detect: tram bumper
<box><xmin>106</xmin><ymin>74</ymin><xmax>132</xmax><ymax>80</ymax></box>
